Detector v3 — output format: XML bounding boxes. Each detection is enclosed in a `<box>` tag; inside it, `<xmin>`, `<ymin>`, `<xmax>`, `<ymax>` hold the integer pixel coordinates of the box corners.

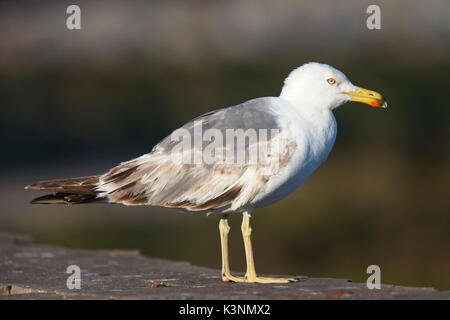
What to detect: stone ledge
<box><xmin>0</xmin><ymin>232</ymin><xmax>448</xmax><ymax>300</ymax></box>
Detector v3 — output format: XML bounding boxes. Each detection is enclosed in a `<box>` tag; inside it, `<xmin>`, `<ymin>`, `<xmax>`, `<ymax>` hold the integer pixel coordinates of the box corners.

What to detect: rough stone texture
<box><xmin>0</xmin><ymin>232</ymin><xmax>448</xmax><ymax>300</ymax></box>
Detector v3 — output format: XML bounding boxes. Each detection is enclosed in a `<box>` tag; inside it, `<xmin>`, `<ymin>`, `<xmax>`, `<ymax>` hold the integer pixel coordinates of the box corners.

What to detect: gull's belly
<box><xmin>252</xmin><ymin>146</ymin><xmax>324</xmax><ymax>208</ymax></box>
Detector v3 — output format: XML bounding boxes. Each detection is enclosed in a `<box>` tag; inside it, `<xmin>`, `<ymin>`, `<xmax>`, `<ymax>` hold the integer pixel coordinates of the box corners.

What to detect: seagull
<box><xmin>26</xmin><ymin>62</ymin><xmax>386</xmax><ymax>284</ymax></box>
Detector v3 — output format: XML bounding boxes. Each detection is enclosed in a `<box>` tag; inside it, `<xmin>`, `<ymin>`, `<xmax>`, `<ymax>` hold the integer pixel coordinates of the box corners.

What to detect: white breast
<box><xmin>251</xmin><ymin>101</ymin><xmax>337</xmax><ymax>208</ymax></box>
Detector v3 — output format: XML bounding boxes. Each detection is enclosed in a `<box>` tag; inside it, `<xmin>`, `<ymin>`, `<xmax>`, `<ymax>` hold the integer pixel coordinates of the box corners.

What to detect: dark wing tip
<box><xmin>29</xmin><ymin>194</ymin><xmax>61</xmax><ymax>204</ymax></box>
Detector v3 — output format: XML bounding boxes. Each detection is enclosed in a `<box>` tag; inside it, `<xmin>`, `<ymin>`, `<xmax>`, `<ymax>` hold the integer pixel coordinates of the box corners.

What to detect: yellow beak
<box><xmin>343</xmin><ymin>86</ymin><xmax>387</xmax><ymax>108</ymax></box>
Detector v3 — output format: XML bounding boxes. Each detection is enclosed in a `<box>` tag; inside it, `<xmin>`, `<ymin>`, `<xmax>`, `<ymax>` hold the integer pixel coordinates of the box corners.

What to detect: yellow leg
<box><xmin>240</xmin><ymin>211</ymin><xmax>298</xmax><ymax>283</ymax></box>
<box><xmin>219</xmin><ymin>216</ymin><xmax>246</xmax><ymax>282</ymax></box>
<box><xmin>218</xmin><ymin>212</ymin><xmax>298</xmax><ymax>284</ymax></box>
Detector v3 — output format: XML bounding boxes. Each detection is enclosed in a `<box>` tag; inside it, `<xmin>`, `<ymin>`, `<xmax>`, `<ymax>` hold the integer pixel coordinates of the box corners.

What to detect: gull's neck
<box><xmin>279</xmin><ymin>93</ymin><xmax>335</xmax><ymax>128</ymax></box>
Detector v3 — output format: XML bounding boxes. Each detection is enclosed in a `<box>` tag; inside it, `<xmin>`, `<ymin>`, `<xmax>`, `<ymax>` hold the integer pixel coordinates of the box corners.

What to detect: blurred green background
<box><xmin>1</xmin><ymin>0</ymin><xmax>449</xmax><ymax>289</ymax></box>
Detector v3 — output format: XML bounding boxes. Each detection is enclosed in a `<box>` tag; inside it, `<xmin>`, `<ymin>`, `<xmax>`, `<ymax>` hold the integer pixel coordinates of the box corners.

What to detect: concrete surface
<box><xmin>1</xmin><ymin>232</ymin><xmax>448</xmax><ymax>300</ymax></box>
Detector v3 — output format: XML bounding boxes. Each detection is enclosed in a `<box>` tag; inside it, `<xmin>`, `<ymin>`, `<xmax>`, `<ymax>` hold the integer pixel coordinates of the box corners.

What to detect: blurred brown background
<box><xmin>0</xmin><ymin>0</ymin><xmax>449</xmax><ymax>289</ymax></box>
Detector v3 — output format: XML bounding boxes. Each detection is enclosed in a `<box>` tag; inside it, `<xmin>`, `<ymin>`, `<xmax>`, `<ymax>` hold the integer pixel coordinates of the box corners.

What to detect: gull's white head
<box><xmin>280</xmin><ymin>62</ymin><xmax>387</xmax><ymax>111</ymax></box>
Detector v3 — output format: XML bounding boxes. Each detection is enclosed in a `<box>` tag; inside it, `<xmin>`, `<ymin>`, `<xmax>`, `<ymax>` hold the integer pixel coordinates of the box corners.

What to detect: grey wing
<box><xmin>152</xmin><ymin>97</ymin><xmax>281</xmax><ymax>153</ymax></box>
<box><xmin>96</xmin><ymin>97</ymin><xmax>297</xmax><ymax>213</ymax></box>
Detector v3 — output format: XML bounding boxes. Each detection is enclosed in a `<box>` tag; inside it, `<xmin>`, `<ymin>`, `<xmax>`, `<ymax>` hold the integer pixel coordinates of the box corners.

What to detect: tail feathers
<box><xmin>25</xmin><ymin>175</ymin><xmax>105</xmax><ymax>205</ymax></box>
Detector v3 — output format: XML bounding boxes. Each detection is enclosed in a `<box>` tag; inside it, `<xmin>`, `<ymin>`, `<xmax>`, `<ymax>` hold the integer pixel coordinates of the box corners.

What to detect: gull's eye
<box><xmin>326</xmin><ymin>78</ymin><xmax>336</xmax><ymax>85</ymax></box>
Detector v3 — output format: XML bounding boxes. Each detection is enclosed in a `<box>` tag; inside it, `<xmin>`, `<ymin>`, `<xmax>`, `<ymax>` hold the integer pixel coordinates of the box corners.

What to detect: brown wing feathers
<box><xmin>25</xmin><ymin>175</ymin><xmax>104</xmax><ymax>205</ymax></box>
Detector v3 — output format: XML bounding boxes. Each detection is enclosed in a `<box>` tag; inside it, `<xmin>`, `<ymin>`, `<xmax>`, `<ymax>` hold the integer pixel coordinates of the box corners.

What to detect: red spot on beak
<box><xmin>370</xmin><ymin>100</ymin><xmax>381</xmax><ymax>107</ymax></box>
